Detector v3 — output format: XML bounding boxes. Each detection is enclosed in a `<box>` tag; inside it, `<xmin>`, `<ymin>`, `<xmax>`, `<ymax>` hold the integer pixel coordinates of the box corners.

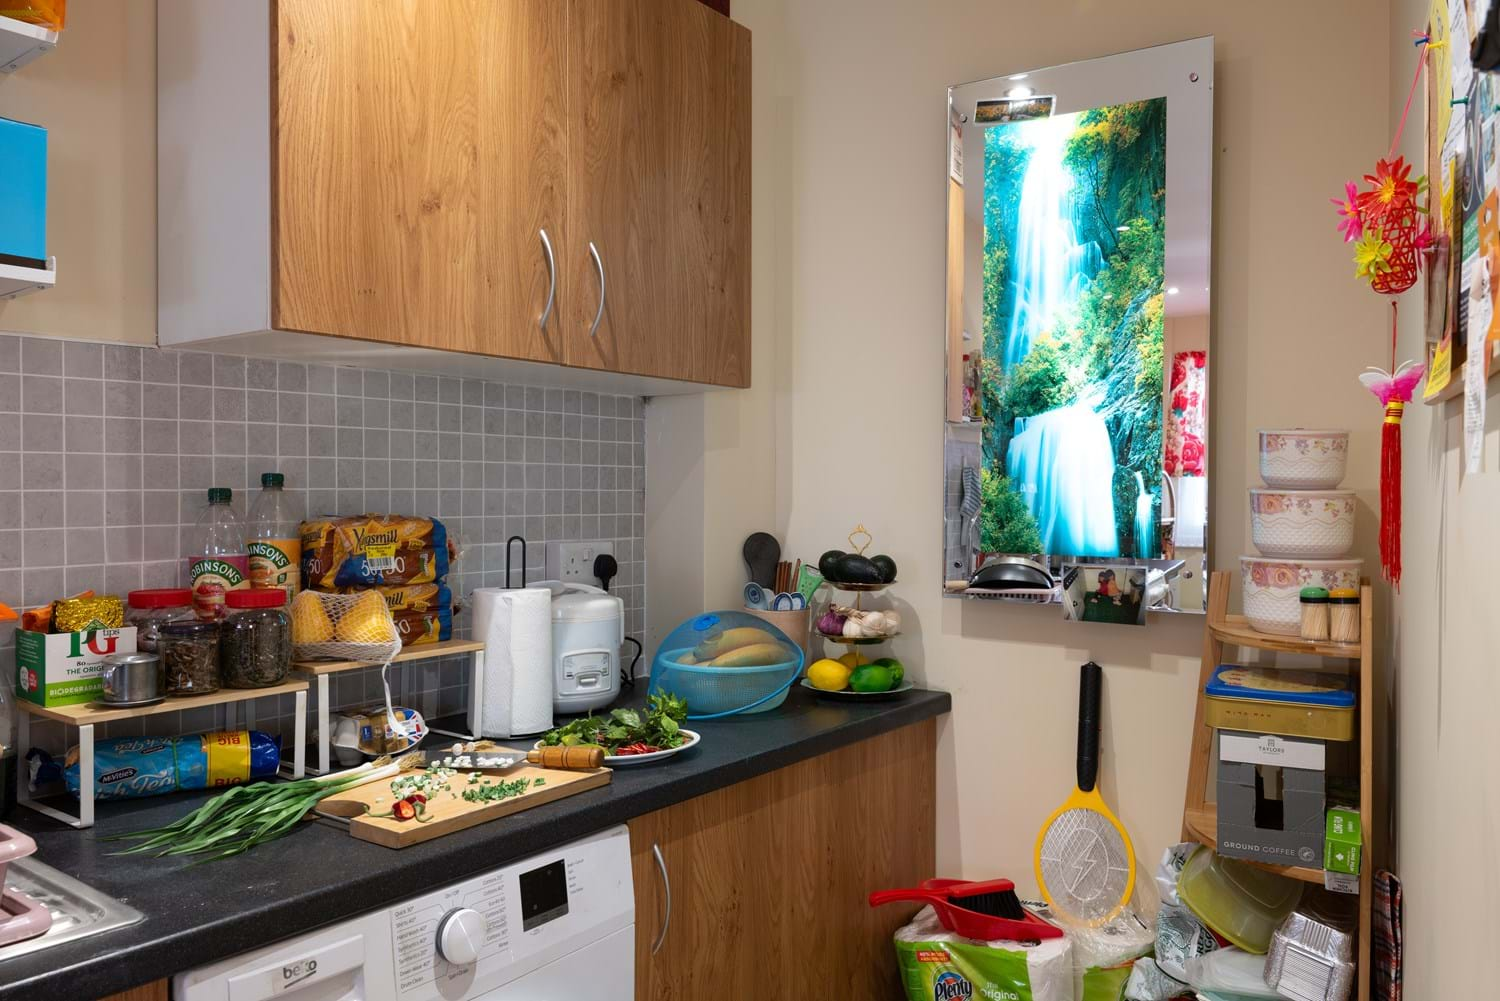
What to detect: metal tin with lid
<box><xmin>99</xmin><ymin>652</ymin><xmax>164</xmax><ymax>705</ymax></box>
<box><xmin>1204</xmin><ymin>664</ymin><xmax>1355</xmax><ymax>740</ymax></box>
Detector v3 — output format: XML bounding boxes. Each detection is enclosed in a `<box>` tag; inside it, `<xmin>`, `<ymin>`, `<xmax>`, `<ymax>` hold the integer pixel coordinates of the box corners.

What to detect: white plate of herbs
<box><xmin>535</xmin><ymin>694</ymin><xmax>701</xmax><ymax>766</ymax></box>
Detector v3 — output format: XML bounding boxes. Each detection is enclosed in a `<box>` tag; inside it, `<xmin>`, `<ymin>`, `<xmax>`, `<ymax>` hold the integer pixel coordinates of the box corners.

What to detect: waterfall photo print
<box><xmin>978</xmin><ymin>97</ymin><xmax>1167</xmax><ymax>561</ymax></box>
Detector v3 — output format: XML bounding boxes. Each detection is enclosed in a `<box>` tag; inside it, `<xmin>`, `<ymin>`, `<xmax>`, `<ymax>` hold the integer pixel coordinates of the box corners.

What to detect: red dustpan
<box><xmin>869</xmin><ymin>877</ymin><xmax>1062</xmax><ymax>941</ymax></box>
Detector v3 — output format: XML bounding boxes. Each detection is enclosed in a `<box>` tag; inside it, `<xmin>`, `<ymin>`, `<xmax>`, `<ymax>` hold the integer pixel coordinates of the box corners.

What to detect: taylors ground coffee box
<box><xmin>15</xmin><ymin>627</ymin><xmax>137</xmax><ymax>707</ymax></box>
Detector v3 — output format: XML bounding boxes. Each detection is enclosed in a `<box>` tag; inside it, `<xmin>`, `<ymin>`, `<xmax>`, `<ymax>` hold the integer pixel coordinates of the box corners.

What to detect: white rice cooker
<box><xmin>550</xmin><ymin>583</ymin><xmax>624</xmax><ymax>714</ymax></box>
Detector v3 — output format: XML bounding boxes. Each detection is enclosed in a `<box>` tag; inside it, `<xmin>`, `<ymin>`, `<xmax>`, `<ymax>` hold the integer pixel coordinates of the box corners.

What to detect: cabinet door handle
<box><xmin>587</xmin><ymin>241</ymin><xmax>606</xmax><ymax>338</ymax></box>
<box><xmin>650</xmin><ymin>842</ymin><xmax>671</xmax><ymax>956</ymax></box>
<box><xmin>538</xmin><ymin>228</ymin><xmax>556</xmax><ymax>333</ymax></box>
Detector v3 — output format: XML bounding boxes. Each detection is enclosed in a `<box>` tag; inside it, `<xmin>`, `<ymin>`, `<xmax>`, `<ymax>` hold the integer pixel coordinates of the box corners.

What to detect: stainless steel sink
<box><xmin>1</xmin><ymin>858</ymin><xmax>143</xmax><ymax>962</ymax></box>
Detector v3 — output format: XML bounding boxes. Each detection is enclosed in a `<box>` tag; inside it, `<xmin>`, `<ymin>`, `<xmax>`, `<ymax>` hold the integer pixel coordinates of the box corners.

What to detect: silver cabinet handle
<box><xmin>587</xmin><ymin>241</ymin><xmax>606</xmax><ymax>338</ymax></box>
<box><xmin>650</xmin><ymin>842</ymin><xmax>671</xmax><ymax>956</ymax></box>
<box><xmin>538</xmin><ymin>228</ymin><xmax>556</xmax><ymax>332</ymax></box>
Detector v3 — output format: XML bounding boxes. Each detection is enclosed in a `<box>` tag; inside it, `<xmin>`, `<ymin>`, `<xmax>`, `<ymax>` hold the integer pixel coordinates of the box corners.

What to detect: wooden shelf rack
<box><xmin>15</xmin><ymin>679</ymin><xmax>309</xmax><ymax>829</ymax></box>
<box><xmin>292</xmin><ymin>639</ymin><xmax>487</xmax><ymax>775</ymax></box>
<box><xmin>1182</xmin><ymin>570</ymin><xmax>1375</xmax><ymax>1001</ymax></box>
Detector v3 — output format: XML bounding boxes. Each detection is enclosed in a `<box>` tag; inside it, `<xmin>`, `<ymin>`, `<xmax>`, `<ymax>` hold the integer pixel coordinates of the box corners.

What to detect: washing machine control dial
<box><xmin>436</xmin><ymin>907</ymin><xmax>487</xmax><ymax>967</ymax></box>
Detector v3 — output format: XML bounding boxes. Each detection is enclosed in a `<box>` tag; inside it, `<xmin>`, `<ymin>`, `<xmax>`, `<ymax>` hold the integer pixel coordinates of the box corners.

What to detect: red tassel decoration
<box><xmin>1358</xmin><ymin>303</ymin><xmax>1423</xmax><ymax>591</ymax></box>
<box><xmin>1380</xmin><ymin>401</ymin><xmax>1404</xmax><ymax>590</ymax></box>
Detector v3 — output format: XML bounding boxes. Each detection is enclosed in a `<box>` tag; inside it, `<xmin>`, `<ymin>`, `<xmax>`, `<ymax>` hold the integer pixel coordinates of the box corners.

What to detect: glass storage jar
<box><xmin>125</xmin><ymin>588</ymin><xmax>197</xmax><ymax>652</ymax></box>
<box><xmin>160</xmin><ymin>620</ymin><xmax>221</xmax><ymax>696</ymax></box>
<box><xmin>219</xmin><ymin>588</ymin><xmax>292</xmax><ymax>689</ymax></box>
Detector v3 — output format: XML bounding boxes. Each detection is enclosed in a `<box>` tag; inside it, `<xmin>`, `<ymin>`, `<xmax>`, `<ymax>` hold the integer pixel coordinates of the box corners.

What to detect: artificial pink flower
<box><xmin>1412</xmin><ymin>219</ymin><xmax>1435</xmax><ymax>253</ymax></box>
<box><xmin>1332</xmin><ymin>180</ymin><xmax>1364</xmax><ymax>243</ymax></box>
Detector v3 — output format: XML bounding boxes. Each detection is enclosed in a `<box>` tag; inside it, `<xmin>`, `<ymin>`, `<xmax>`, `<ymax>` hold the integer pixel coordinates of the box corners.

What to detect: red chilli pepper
<box><xmin>393</xmin><ymin>799</ymin><xmax>417</xmax><ymax>821</ymax></box>
<box><xmin>406</xmin><ymin>792</ymin><xmax>428</xmax><ymax>805</ymax></box>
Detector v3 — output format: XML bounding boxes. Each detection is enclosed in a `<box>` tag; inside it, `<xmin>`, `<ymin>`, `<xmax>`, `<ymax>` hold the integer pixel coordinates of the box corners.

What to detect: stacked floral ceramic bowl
<box><xmin>1241</xmin><ymin>430</ymin><xmax>1361</xmax><ymax>636</ymax></box>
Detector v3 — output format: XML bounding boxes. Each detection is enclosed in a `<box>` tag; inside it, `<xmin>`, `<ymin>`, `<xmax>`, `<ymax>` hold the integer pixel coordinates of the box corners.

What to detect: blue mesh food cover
<box><xmin>649</xmin><ymin>611</ymin><xmax>805</xmax><ymax>718</ymax></box>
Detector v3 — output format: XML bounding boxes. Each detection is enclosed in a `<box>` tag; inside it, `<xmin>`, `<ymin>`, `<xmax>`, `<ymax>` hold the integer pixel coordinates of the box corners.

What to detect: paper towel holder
<box><xmin>505</xmin><ymin>535</ymin><xmax>528</xmax><ymax>589</ymax></box>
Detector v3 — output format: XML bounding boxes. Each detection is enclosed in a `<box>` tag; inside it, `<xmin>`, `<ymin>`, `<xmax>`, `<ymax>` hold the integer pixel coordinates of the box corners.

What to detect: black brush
<box><xmin>946</xmin><ymin>880</ymin><xmax>1028</xmax><ymax>920</ymax></box>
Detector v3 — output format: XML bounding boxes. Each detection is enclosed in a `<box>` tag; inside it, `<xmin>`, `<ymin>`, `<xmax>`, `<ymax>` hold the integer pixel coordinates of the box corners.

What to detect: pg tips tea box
<box><xmin>15</xmin><ymin>627</ymin><xmax>137</xmax><ymax>707</ymax></box>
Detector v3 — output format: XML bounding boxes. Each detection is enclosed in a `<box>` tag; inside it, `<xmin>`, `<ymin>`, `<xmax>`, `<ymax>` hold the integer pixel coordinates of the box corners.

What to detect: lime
<box><xmin>807</xmin><ymin>658</ymin><xmax>853</xmax><ymax>692</ymax></box>
<box><xmin>874</xmin><ymin>656</ymin><xmax>904</xmax><ymax>686</ymax></box>
<box><xmin>849</xmin><ymin>663</ymin><xmax>895</xmax><ymax>693</ymax></box>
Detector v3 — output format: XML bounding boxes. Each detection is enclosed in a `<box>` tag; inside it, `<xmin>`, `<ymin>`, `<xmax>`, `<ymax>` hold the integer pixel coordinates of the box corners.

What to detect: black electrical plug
<box><xmin>593</xmin><ymin>553</ymin><xmax>618</xmax><ymax>591</ymax></box>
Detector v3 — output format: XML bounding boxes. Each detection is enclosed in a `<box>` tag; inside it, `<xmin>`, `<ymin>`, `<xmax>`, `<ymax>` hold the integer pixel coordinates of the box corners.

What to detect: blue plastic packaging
<box><xmin>64</xmin><ymin>730</ymin><xmax>281</xmax><ymax>800</ymax></box>
<box><xmin>0</xmin><ymin>117</ymin><xmax>46</xmax><ymax>266</ymax></box>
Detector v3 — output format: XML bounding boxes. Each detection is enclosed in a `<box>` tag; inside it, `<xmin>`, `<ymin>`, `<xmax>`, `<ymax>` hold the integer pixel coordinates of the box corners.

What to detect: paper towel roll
<box><xmin>472</xmin><ymin>586</ymin><xmax>554</xmax><ymax>738</ymax></box>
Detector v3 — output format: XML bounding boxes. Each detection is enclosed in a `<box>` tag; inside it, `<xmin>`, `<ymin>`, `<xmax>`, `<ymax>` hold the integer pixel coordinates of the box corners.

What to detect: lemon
<box><xmin>838</xmin><ymin>650</ymin><xmax>867</xmax><ymax>670</ymax></box>
<box><xmin>291</xmin><ymin>590</ymin><xmax>335</xmax><ymax>644</ymax></box>
<box><xmin>807</xmin><ymin>658</ymin><xmax>853</xmax><ymax>692</ymax></box>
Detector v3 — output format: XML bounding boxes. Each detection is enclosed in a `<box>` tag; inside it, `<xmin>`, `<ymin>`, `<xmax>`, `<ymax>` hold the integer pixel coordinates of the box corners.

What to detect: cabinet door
<box><xmin>629</xmin><ymin>719</ymin><xmax>937</xmax><ymax>998</ymax></box>
<box><xmin>566</xmin><ymin>0</ymin><xmax>750</xmax><ymax>387</ymax></box>
<box><xmin>272</xmin><ymin>0</ymin><xmax>569</xmax><ymax>363</ymax></box>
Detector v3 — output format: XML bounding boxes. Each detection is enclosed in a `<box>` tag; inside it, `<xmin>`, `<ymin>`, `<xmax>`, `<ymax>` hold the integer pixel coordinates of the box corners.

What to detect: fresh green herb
<box><xmin>460</xmin><ymin>777</ymin><xmax>545</xmax><ymax>804</ymax></box>
<box><xmin>539</xmin><ymin>693</ymin><xmax>688</xmax><ymax>755</ymax></box>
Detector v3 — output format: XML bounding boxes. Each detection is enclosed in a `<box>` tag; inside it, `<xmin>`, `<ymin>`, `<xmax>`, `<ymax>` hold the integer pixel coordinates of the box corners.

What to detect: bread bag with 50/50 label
<box><xmin>339</xmin><ymin>583</ymin><xmax>454</xmax><ymax>647</ymax></box>
<box><xmin>300</xmin><ymin>516</ymin><xmax>455</xmax><ymax>589</ymax></box>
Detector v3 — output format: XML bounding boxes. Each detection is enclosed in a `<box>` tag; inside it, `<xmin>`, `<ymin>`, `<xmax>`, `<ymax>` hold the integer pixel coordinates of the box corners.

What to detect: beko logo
<box><xmin>281</xmin><ymin>957</ymin><xmax>318</xmax><ymax>987</ymax></box>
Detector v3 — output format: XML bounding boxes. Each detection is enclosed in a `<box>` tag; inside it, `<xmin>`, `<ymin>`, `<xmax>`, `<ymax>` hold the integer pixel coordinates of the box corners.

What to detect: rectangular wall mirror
<box><xmin>943</xmin><ymin>37</ymin><xmax>1214</xmax><ymax>614</ymax></box>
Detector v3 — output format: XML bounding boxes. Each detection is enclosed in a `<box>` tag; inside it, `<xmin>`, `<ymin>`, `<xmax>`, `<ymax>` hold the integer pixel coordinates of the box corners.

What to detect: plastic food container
<box><xmin>219</xmin><ymin>588</ymin><xmax>292</xmax><ymax>689</ymax></box>
<box><xmin>1204</xmin><ymin>665</ymin><xmax>1355</xmax><ymax>741</ymax></box>
<box><xmin>1177</xmin><ymin>846</ymin><xmax>1302</xmax><ymax>954</ymax></box>
<box><xmin>159</xmin><ymin>620</ymin><xmax>221</xmax><ymax>696</ymax></box>
<box><xmin>125</xmin><ymin>588</ymin><xmax>197</xmax><ymax>652</ymax></box>
<box><xmin>648</xmin><ymin>610</ymin><xmax>803</xmax><ymax>718</ymax></box>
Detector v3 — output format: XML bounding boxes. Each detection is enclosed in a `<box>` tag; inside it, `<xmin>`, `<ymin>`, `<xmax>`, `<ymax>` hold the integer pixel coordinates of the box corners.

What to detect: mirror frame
<box><xmin>942</xmin><ymin>36</ymin><xmax>1215</xmax><ymax>612</ymax></box>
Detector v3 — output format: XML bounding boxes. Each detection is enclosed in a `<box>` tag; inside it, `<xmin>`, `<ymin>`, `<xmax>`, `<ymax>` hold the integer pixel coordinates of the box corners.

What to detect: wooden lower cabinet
<box><xmin>629</xmin><ymin>719</ymin><xmax>936</xmax><ymax>999</ymax></box>
<box><xmin>98</xmin><ymin>982</ymin><xmax>167</xmax><ymax>1001</ymax></box>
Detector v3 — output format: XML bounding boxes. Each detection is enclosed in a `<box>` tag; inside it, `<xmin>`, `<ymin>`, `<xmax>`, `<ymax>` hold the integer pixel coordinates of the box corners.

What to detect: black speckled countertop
<box><xmin>0</xmin><ymin>685</ymin><xmax>950</xmax><ymax>1001</ymax></box>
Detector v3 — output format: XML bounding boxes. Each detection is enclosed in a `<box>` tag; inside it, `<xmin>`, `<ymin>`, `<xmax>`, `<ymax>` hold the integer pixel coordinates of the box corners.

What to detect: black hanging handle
<box><xmin>1076</xmin><ymin>661</ymin><xmax>1103</xmax><ymax>793</ymax></box>
<box><xmin>505</xmin><ymin>536</ymin><xmax>528</xmax><ymax>589</ymax></box>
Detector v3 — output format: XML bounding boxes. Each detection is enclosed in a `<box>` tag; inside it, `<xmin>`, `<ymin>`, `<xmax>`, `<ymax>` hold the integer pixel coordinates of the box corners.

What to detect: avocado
<box><xmin>832</xmin><ymin>553</ymin><xmax>882</xmax><ymax>585</ymax></box>
<box><xmin>870</xmin><ymin>554</ymin><xmax>898</xmax><ymax>583</ymax></box>
<box><xmin>817</xmin><ymin>549</ymin><xmax>846</xmax><ymax>579</ymax></box>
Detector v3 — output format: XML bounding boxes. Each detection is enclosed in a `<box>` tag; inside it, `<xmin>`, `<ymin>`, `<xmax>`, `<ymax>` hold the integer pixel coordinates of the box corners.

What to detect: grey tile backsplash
<box><xmin>1</xmin><ymin>334</ymin><xmax>646</xmax><ymax>756</ymax></box>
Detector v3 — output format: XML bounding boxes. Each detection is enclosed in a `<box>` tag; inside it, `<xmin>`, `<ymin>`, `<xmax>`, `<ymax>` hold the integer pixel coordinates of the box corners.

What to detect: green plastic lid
<box><xmin>261</xmin><ymin>472</ymin><xmax>284</xmax><ymax>488</ymax></box>
<box><xmin>1299</xmin><ymin>586</ymin><xmax>1329</xmax><ymax>602</ymax></box>
<box><xmin>207</xmin><ymin>487</ymin><xmax>232</xmax><ymax>504</ymax></box>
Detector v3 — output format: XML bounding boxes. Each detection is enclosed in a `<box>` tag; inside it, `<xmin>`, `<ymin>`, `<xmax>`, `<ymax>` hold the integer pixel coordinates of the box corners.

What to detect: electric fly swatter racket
<box><xmin>1034</xmin><ymin>661</ymin><xmax>1136</xmax><ymax>926</ymax></box>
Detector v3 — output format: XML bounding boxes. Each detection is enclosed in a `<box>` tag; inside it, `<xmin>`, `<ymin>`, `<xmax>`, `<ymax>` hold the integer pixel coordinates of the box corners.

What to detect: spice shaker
<box><xmin>1329</xmin><ymin>588</ymin><xmax>1361</xmax><ymax>645</ymax></box>
<box><xmin>1299</xmin><ymin>587</ymin><xmax>1330</xmax><ymax>642</ymax></box>
<box><xmin>220</xmin><ymin>588</ymin><xmax>292</xmax><ymax>689</ymax></box>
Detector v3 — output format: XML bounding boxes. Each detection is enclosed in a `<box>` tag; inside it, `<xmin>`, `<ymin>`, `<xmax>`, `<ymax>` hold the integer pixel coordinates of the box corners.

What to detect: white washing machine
<box><xmin>173</xmin><ymin>826</ymin><xmax>634</xmax><ymax>1001</ymax></box>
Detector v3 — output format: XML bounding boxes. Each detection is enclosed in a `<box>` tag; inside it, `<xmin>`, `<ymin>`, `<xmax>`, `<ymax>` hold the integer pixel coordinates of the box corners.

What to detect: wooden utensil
<box><xmin>417</xmin><ymin>743</ymin><xmax>604</xmax><ymax>771</ymax></box>
<box><xmin>319</xmin><ymin>756</ymin><xmax>610</xmax><ymax>849</ymax></box>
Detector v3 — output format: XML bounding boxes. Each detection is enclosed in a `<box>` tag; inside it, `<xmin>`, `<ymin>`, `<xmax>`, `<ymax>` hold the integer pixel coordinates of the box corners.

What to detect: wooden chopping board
<box><xmin>318</xmin><ymin>763</ymin><xmax>611</xmax><ymax>849</ymax></box>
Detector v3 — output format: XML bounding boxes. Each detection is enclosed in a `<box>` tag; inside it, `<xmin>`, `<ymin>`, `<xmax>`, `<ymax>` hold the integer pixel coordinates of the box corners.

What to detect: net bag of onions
<box><xmin>291</xmin><ymin>589</ymin><xmax>402</xmax><ymax>664</ymax></box>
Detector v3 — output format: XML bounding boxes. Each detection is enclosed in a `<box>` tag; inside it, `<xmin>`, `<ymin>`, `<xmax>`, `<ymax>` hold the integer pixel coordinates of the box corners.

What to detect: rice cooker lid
<box><xmin>552</xmin><ymin>591</ymin><xmax>623</xmax><ymax>623</ymax></box>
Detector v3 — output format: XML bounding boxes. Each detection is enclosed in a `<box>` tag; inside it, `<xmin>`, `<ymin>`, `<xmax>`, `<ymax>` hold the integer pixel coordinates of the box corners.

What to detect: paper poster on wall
<box><xmin>977</xmin><ymin>97</ymin><xmax>1167</xmax><ymax>560</ymax></box>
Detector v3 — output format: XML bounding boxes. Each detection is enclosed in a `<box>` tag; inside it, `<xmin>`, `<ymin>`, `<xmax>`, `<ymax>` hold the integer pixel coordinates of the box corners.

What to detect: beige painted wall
<box><xmin>0</xmin><ymin>0</ymin><xmax>156</xmax><ymax>344</ymax></box>
<box><xmin>660</xmin><ymin>0</ymin><xmax>1396</xmax><ymax>887</ymax></box>
<box><xmin>1385</xmin><ymin>0</ymin><xmax>1500</xmax><ymax>992</ymax></box>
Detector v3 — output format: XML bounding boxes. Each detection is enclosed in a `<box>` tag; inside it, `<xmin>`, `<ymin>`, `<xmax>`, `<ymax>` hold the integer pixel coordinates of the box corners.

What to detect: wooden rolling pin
<box><xmin>526</xmin><ymin>745</ymin><xmax>605</xmax><ymax>770</ymax></box>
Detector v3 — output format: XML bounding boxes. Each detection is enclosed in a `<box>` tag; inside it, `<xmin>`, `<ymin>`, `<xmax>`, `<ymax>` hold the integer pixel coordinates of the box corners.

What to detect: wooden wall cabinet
<box><xmin>159</xmin><ymin>0</ymin><xmax>750</xmax><ymax>393</ymax></box>
<box><xmin>628</xmin><ymin>720</ymin><xmax>936</xmax><ymax>998</ymax></box>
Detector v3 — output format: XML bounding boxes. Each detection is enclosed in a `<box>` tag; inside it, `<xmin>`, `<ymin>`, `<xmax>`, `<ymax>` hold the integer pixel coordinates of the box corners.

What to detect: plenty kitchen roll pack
<box><xmin>472</xmin><ymin>586</ymin><xmax>554</xmax><ymax>738</ymax></box>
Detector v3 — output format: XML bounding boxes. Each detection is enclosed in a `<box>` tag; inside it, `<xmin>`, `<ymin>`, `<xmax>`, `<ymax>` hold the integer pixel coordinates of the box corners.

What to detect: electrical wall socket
<box><xmin>546</xmin><ymin>541</ymin><xmax>615</xmax><ymax>584</ymax></box>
